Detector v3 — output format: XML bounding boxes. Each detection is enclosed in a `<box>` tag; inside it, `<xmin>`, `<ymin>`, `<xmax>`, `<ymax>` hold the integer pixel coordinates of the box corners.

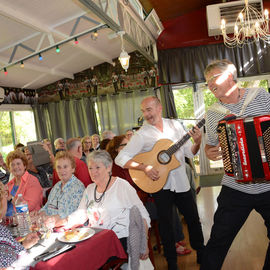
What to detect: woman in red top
<box><xmin>6</xmin><ymin>150</ymin><xmax>43</xmax><ymax>215</ymax></box>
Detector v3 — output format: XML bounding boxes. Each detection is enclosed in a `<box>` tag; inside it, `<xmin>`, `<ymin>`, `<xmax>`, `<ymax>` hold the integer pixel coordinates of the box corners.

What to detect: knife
<box><xmin>34</xmin><ymin>244</ymin><xmax>76</xmax><ymax>261</ymax></box>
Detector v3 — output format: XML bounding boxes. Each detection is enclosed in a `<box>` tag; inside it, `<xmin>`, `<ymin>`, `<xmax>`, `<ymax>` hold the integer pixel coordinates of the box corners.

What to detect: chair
<box><xmin>101</xmin><ymin>206</ymin><xmax>155</xmax><ymax>270</ymax></box>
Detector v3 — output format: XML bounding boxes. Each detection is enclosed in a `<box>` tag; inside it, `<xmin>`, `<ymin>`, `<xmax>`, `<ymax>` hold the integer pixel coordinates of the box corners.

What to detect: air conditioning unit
<box><xmin>206</xmin><ymin>0</ymin><xmax>263</xmax><ymax>37</ymax></box>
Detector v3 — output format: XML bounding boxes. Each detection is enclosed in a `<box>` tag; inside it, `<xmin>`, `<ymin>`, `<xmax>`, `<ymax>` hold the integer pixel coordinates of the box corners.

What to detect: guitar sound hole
<box><xmin>158</xmin><ymin>151</ymin><xmax>171</xmax><ymax>165</ymax></box>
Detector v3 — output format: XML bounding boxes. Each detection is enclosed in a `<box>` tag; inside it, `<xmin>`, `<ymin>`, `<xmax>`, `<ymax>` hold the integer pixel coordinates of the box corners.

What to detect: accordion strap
<box><xmin>207</xmin><ymin>88</ymin><xmax>261</xmax><ymax>117</ymax></box>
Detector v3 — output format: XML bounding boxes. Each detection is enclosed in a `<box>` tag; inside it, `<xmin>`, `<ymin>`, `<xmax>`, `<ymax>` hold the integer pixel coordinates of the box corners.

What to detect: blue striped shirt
<box><xmin>206</xmin><ymin>88</ymin><xmax>270</xmax><ymax>194</ymax></box>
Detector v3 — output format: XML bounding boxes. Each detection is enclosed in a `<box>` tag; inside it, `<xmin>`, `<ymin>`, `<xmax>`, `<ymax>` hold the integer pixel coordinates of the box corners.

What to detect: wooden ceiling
<box><xmin>139</xmin><ymin>0</ymin><xmax>222</xmax><ymax>22</ymax></box>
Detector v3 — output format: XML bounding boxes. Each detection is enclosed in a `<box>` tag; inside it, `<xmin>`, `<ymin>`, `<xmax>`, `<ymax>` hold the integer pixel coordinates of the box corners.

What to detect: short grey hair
<box><xmin>54</xmin><ymin>137</ymin><xmax>64</xmax><ymax>148</ymax></box>
<box><xmin>204</xmin><ymin>59</ymin><xmax>238</xmax><ymax>82</ymax></box>
<box><xmin>86</xmin><ymin>150</ymin><xmax>112</xmax><ymax>168</ymax></box>
<box><xmin>101</xmin><ymin>130</ymin><xmax>115</xmax><ymax>140</ymax></box>
<box><xmin>66</xmin><ymin>138</ymin><xmax>81</xmax><ymax>151</ymax></box>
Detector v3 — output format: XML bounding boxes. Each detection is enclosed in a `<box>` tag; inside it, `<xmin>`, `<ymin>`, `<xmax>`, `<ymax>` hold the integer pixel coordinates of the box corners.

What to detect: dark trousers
<box><xmin>200</xmin><ymin>186</ymin><xmax>270</xmax><ymax>270</ymax></box>
<box><xmin>153</xmin><ymin>189</ymin><xmax>204</xmax><ymax>269</ymax></box>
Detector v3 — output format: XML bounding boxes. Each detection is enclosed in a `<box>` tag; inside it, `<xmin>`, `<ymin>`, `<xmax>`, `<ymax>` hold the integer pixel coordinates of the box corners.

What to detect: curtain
<box><xmin>32</xmin><ymin>97</ymin><xmax>98</xmax><ymax>142</ymax></box>
<box><xmin>160</xmin><ymin>85</ymin><xmax>177</xmax><ymax>118</ymax></box>
<box><xmin>158</xmin><ymin>40</ymin><xmax>270</xmax><ymax>85</ymax></box>
<box><xmin>96</xmin><ymin>89</ymin><xmax>155</xmax><ymax>135</ymax></box>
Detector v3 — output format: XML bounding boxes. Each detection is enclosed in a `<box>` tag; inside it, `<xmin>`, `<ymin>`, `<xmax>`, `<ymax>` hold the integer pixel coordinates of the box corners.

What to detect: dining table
<box><xmin>29</xmin><ymin>228</ymin><xmax>127</xmax><ymax>270</ymax></box>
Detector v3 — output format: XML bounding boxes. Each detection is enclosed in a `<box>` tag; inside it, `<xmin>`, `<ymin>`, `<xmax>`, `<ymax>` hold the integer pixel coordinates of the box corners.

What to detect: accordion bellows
<box><xmin>217</xmin><ymin>114</ymin><xmax>270</xmax><ymax>183</ymax></box>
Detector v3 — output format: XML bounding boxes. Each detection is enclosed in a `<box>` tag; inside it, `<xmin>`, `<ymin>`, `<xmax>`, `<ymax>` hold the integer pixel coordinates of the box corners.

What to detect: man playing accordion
<box><xmin>201</xmin><ymin>59</ymin><xmax>270</xmax><ymax>270</ymax></box>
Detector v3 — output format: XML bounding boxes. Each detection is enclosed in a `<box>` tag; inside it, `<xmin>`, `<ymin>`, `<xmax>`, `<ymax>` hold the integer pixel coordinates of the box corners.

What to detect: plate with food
<box><xmin>58</xmin><ymin>227</ymin><xmax>95</xmax><ymax>243</ymax></box>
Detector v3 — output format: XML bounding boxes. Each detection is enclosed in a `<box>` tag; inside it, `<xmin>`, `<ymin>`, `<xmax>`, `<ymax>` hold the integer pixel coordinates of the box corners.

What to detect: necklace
<box><xmin>94</xmin><ymin>175</ymin><xmax>112</xmax><ymax>203</ymax></box>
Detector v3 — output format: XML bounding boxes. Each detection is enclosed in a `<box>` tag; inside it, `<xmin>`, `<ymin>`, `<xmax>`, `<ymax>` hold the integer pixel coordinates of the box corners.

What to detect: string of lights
<box><xmin>1</xmin><ymin>24</ymin><xmax>108</xmax><ymax>75</ymax></box>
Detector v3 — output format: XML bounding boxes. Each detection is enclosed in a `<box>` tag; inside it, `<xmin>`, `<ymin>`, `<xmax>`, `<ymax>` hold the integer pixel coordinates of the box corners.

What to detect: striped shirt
<box><xmin>206</xmin><ymin>88</ymin><xmax>270</xmax><ymax>194</ymax></box>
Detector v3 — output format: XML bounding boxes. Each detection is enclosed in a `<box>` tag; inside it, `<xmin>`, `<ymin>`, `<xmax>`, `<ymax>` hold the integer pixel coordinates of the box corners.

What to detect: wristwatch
<box><xmin>8</xmin><ymin>195</ymin><xmax>14</xmax><ymax>202</ymax></box>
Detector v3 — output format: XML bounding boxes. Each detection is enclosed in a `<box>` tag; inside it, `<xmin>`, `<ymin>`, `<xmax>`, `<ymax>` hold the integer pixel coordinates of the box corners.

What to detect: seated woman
<box><xmin>81</xmin><ymin>136</ymin><xmax>92</xmax><ymax>164</ymax></box>
<box><xmin>0</xmin><ymin>181</ymin><xmax>39</xmax><ymax>269</ymax></box>
<box><xmin>6</xmin><ymin>150</ymin><xmax>43</xmax><ymax>217</ymax></box>
<box><xmin>46</xmin><ymin>150</ymin><xmax>150</xmax><ymax>259</ymax></box>
<box><xmin>40</xmin><ymin>151</ymin><xmax>85</xmax><ymax>219</ymax></box>
<box><xmin>23</xmin><ymin>147</ymin><xmax>52</xmax><ymax>188</ymax></box>
<box><xmin>90</xmin><ymin>134</ymin><xmax>100</xmax><ymax>152</ymax></box>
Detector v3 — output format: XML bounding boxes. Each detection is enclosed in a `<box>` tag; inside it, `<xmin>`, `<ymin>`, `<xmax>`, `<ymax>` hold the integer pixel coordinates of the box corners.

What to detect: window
<box><xmin>173</xmin><ymin>85</ymin><xmax>195</xmax><ymax>128</ymax></box>
<box><xmin>0</xmin><ymin>109</ymin><xmax>37</xmax><ymax>159</ymax></box>
<box><xmin>172</xmin><ymin>85</ymin><xmax>200</xmax><ymax>173</ymax></box>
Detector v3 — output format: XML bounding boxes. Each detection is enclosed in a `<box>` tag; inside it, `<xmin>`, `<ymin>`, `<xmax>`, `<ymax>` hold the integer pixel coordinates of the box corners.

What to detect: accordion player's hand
<box><xmin>205</xmin><ymin>143</ymin><xmax>223</xmax><ymax>161</ymax></box>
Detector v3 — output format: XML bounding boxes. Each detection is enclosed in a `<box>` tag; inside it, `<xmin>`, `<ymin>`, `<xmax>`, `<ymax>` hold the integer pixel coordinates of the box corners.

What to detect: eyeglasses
<box><xmin>119</xmin><ymin>143</ymin><xmax>127</xmax><ymax>147</ymax></box>
<box><xmin>205</xmin><ymin>73</ymin><xmax>224</xmax><ymax>87</ymax></box>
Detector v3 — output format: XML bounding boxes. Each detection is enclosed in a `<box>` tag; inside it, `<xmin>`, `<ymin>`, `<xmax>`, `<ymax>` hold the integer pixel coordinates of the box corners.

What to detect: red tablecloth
<box><xmin>32</xmin><ymin>229</ymin><xmax>127</xmax><ymax>270</ymax></box>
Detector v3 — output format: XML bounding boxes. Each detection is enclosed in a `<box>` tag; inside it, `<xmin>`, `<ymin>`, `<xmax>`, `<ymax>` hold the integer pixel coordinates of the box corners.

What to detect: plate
<box><xmin>57</xmin><ymin>227</ymin><xmax>95</xmax><ymax>243</ymax></box>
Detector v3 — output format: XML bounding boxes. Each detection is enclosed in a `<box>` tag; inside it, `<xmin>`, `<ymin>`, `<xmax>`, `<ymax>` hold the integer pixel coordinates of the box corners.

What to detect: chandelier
<box><xmin>220</xmin><ymin>0</ymin><xmax>269</xmax><ymax>47</ymax></box>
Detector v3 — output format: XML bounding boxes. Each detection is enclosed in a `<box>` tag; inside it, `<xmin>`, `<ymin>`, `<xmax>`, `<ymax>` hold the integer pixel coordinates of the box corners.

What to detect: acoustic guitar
<box><xmin>129</xmin><ymin>119</ymin><xmax>205</xmax><ymax>193</ymax></box>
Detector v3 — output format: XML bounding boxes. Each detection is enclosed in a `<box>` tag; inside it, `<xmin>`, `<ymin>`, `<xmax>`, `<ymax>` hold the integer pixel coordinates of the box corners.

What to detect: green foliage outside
<box><xmin>13</xmin><ymin>111</ymin><xmax>37</xmax><ymax>144</ymax></box>
<box><xmin>203</xmin><ymin>88</ymin><xmax>218</xmax><ymax>110</ymax></box>
<box><xmin>173</xmin><ymin>86</ymin><xmax>217</xmax><ymax>120</ymax></box>
<box><xmin>0</xmin><ymin>111</ymin><xmax>37</xmax><ymax>159</ymax></box>
<box><xmin>174</xmin><ymin>87</ymin><xmax>195</xmax><ymax>119</ymax></box>
<box><xmin>0</xmin><ymin>112</ymin><xmax>13</xmax><ymax>159</ymax></box>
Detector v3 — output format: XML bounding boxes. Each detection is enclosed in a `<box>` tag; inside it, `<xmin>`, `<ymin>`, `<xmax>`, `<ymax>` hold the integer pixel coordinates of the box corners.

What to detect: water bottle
<box><xmin>15</xmin><ymin>194</ymin><xmax>31</xmax><ymax>236</ymax></box>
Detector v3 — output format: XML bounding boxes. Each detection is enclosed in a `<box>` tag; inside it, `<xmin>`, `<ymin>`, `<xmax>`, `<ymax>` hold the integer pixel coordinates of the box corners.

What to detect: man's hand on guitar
<box><xmin>189</xmin><ymin>126</ymin><xmax>202</xmax><ymax>145</ymax></box>
<box><xmin>205</xmin><ymin>143</ymin><xmax>223</xmax><ymax>161</ymax></box>
<box><xmin>143</xmin><ymin>165</ymin><xmax>160</xmax><ymax>181</ymax></box>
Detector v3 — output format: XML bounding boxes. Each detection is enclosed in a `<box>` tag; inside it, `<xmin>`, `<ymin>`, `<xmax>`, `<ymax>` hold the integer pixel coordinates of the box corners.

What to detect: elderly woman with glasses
<box><xmin>6</xmin><ymin>150</ymin><xmax>43</xmax><ymax>217</ymax></box>
<box><xmin>0</xmin><ymin>181</ymin><xmax>39</xmax><ymax>269</ymax></box>
<box><xmin>81</xmin><ymin>136</ymin><xmax>92</xmax><ymax>163</ymax></box>
<box><xmin>40</xmin><ymin>151</ymin><xmax>85</xmax><ymax>220</ymax></box>
<box><xmin>47</xmin><ymin>150</ymin><xmax>150</xmax><ymax>259</ymax></box>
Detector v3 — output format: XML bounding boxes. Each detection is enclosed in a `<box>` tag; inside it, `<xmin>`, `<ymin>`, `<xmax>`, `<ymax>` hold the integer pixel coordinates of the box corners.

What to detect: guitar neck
<box><xmin>167</xmin><ymin>118</ymin><xmax>205</xmax><ymax>155</ymax></box>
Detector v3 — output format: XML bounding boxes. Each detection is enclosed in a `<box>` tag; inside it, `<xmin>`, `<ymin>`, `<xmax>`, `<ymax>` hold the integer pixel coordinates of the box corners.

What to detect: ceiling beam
<box><xmin>0</xmin><ymin>7</ymin><xmax>112</xmax><ymax>64</ymax></box>
<box><xmin>0</xmin><ymin>56</ymin><xmax>74</xmax><ymax>81</ymax></box>
<box><xmin>79</xmin><ymin>0</ymin><xmax>156</xmax><ymax>64</ymax></box>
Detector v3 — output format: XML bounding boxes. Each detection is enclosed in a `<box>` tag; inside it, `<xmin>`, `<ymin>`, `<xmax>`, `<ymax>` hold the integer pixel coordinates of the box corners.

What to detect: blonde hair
<box><xmin>81</xmin><ymin>136</ymin><xmax>92</xmax><ymax>151</ymax></box>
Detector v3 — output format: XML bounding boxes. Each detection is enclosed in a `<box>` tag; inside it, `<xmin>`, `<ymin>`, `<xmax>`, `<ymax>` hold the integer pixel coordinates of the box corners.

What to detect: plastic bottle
<box><xmin>15</xmin><ymin>194</ymin><xmax>31</xmax><ymax>236</ymax></box>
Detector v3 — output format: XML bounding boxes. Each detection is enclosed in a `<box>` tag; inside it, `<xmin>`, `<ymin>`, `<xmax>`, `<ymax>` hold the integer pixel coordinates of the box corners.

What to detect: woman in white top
<box><xmin>46</xmin><ymin>150</ymin><xmax>150</xmax><ymax>260</ymax></box>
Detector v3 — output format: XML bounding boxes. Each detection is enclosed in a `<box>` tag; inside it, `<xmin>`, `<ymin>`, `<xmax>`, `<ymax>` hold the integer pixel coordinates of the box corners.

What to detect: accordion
<box><xmin>217</xmin><ymin>114</ymin><xmax>270</xmax><ymax>183</ymax></box>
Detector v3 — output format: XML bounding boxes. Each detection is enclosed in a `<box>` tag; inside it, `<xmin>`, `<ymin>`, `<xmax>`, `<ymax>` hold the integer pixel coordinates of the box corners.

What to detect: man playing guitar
<box><xmin>115</xmin><ymin>96</ymin><xmax>204</xmax><ymax>270</ymax></box>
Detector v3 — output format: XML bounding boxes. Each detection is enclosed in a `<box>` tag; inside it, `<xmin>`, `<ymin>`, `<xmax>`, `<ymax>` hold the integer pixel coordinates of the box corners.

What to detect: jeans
<box><xmin>153</xmin><ymin>189</ymin><xmax>204</xmax><ymax>269</ymax></box>
<box><xmin>200</xmin><ymin>186</ymin><xmax>270</xmax><ymax>270</ymax></box>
